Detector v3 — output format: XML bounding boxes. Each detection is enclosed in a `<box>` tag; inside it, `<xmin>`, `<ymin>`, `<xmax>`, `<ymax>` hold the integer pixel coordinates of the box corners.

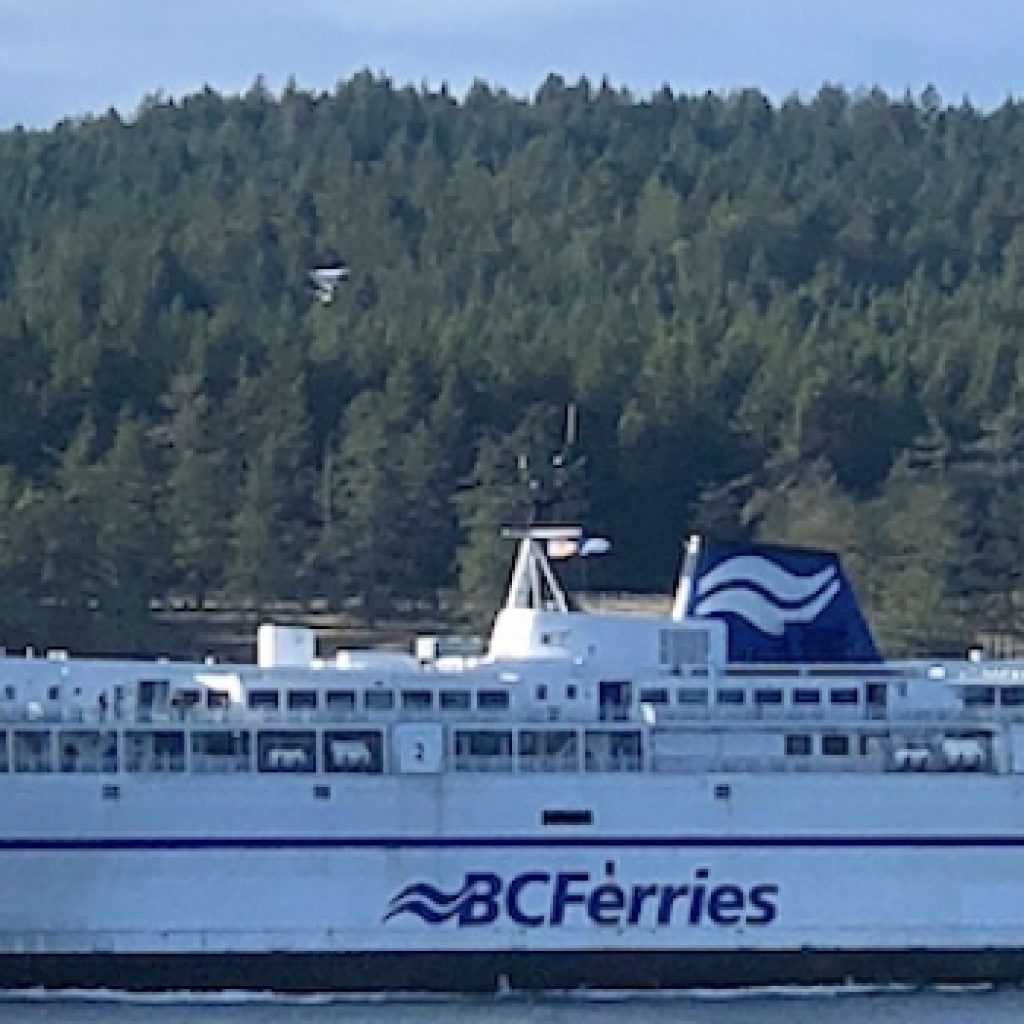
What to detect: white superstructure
<box><xmin>2</xmin><ymin>527</ymin><xmax>1024</xmax><ymax>991</ymax></box>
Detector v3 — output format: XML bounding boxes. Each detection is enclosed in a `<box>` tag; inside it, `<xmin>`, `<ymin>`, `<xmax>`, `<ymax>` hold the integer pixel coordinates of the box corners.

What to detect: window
<box><xmin>1001</xmin><ymin>687</ymin><xmax>1024</xmax><ymax>707</ymax></box>
<box><xmin>287</xmin><ymin>690</ymin><xmax>318</xmax><ymax>710</ymax></box>
<box><xmin>125</xmin><ymin>730</ymin><xmax>185</xmax><ymax>773</ymax></box>
<box><xmin>47</xmin><ymin>686</ymin><xmax>60</xmax><ymax>701</ymax></box>
<box><xmin>171</xmin><ymin>688</ymin><xmax>201</xmax><ymax>710</ymax></box>
<box><xmin>325</xmin><ymin>690</ymin><xmax>356</xmax><ymax>714</ymax></box>
<box><xmin>535</xmin><ymin>684</ymin><xmax>548</xmax><ymax>701</ymax></box>
<box><xmin>3</xmin><ymin>685</ymin><xmax>15</xmax><ymax>701</ymax></box>
<box><xmin>247</xmin><ymin>690</ymin><xmax>279</xmax><ymax>710</ymax></box>
<box><xmin>364</xmin><ymin>689</ymin><xmax>394</xmax><ymax>711</ymax></box>
<box><xmin>677</xmin><ymin>688</ymin><xmax>709</xmax><ymax>705</ymax></box>
<box><xmin>257</xmin><ymin>730</ymin><xmax>316</xmax><ymax>773</ymax></box>
<box><xmin>58</xmin><ymin>730</ymin><xmax>118</xmax><ymax>773</ymax></box>
<box><xmin>583</xmin><ymin>730</ymin><xmax>642</xmax><ymax>773</ymax></box>
<box><xmin>477</xmin><ymin>690</ymin><xmax>510</xmax><ymax>710</ymax></box>
<box><xmin>964</xmin><ymin>686</ymin><xmax>996</xmax><ymax>708</ymax></box>
<box><xmin>785</xmin><ymin>734</ymin><xmax>812</xmax><ymax>756</ymax></box>
<box><xmin>324</xmin><ymin>730</ymin><xmax>383</xmax><ymax>773</ymax></box>
<box><xmin>829</xmin><ymin>688</ymin><xmax>860</xmax><ymax>706</ymax></box>
<box><xmin>401</xmin><ymin>690</ymin><xmax>433</xmax><ymax>711</ymax></box>
<box><xmin>455</xmin><ymin>730</ymin><xmax>513</xmax><ymax>760</ymax></box>
<box><xmin>793</xmin><ymin>689</ymin><xmax>821</xmax><ymax>705</ymax></box>
<box><xmin>755</xmin><ymin>689</ymin><xmax>784</xmax><ymax>706</ymax></box>
<box><xmin>518</xmin><ymin>730</ymin><xmax>578</xmax><ymax>769</ymax></box>
<box><xmin>639</xmin><ymin>687</ymin><xmax>669</xmax><ymax>705</ymax></box>
<box><xmin>542</xmin><ymin>809</ymin><xmax>592</xmax><ymax>826</ymax></box>
<box><xmin>13</xmin><ymin>731</ymin><xmax>51</xmax><ymax>773</ymax></box>
<box><xmin>821</xmin><ymin>734</ymin><xmax>850</xmax><ymax>756</ymax></box>
<box><xmin>440</xmin><ymin>690</ymin><xmax>470</xmax><ymax>711</ymax></box>
<box><xmin>716</xmin><ymin>689</ymin><xmax>745</xmax><ymax>706</ymax></box>
<box><xmin>566</xmin><ymin>684</ymin><xmax>578</xmax><ymax>701</ymax></box>
<box><xmin>191</xmin><ymin>730</ymin><xmax>251</xmax><ymax>772</ymax></box>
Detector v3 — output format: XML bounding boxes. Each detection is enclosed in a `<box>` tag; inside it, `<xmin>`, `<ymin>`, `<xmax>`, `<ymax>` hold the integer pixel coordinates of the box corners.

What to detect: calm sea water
<box><xmin>0</xmin><ymin>988</ymin><xmax>1020</xmax><ymax>1024</ymax></box>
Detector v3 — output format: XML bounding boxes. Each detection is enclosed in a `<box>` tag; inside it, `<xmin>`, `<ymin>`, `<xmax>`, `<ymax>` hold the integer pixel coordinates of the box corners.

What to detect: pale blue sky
<box><xmin>2</xmin><ymin>0</ymin><xmax>1023</xmax><ymax>128</ymax></box>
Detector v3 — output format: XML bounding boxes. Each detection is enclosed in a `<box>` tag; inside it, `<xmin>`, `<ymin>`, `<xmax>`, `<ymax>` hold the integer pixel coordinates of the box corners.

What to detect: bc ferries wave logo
<box><xmin>692</xmin><ymin>555</ymin><xmax>840</xmax><ymax>636</ymax></box>
<box><xmin>383</xmin><ymin>879</ymin><xmax>481</xmax><ymax>925</ymax></box>
<box><xmin>384</xmin><ymin>866</ymin><xmax>778</xmax><ymax>929</ymax></box>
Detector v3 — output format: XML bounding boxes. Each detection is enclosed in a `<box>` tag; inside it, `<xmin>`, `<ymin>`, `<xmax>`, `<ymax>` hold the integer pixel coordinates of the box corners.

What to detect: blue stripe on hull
<box><xmin>2</xmin><ymin>834</ymin><xmax>1024</xmax><ymax>851</ymax></box>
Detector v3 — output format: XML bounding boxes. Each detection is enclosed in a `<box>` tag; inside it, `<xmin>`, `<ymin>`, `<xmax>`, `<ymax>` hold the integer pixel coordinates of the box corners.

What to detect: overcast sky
<box><xmin>2</xmin><ymin>0</ymin><xmax>1024</xmax><ymax>128</ymax></box>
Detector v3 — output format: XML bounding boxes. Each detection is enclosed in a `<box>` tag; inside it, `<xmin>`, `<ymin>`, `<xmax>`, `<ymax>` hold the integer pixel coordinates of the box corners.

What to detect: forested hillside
<box><xmin>2</xmin><ymin>75</ymin><xmax>1024</xmax><ymax>656</ymax></box>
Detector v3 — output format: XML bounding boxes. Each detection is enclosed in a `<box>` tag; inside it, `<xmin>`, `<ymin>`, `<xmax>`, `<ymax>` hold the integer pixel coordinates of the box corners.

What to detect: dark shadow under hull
<box><xmin>1</xmin><ymin>949</ymin><xmax>1024</xmax><ymax>992</ymax></box>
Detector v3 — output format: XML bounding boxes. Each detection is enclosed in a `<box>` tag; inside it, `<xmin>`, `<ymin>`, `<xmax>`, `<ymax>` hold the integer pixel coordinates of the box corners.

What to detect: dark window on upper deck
<box><xmin>639</xmin><ymin>687</ymin><xmax>669</xmax><ymax>705</ymax></box>
<box><xmin>829</xmin><ymin>688</ymin><xmax>860</xmax><ymax>705</ymax></box>
<box><xmin>821</xmin><ymin>734</ymin><xmax>850</xmax><ymax>756</ymax></box>
<box><xmin>402</xmin><ymin>690</ymin><xmax>433</xmax><ymax>711</ymax></box>
<box><xmin>325</xmin><ymin>690</ymin><xmax>356</xmax><ymax>714</ymax></box>
<box><xmin>440</xmin><ymin>690</ymin><xmax>470</xmax><ymax>711</ymax></box>
<box><xmin>364</xmin><ymin>689</ymin><xmax>394</xmax><ymax>711</ymax></box>
<box><xmin>964</xmin><ymin>686</ymin><xmax>996</xmax><ymax>707</ymax></box>
<box><xmin>755</xmin><ymin>688</ymin><xmax>784</xmax><ymax>705</ymax></box>
<box><xmin>793</xmin><ymin>688</ymin><xmax>821</xmax><ymax>705</ymax></box>
<box><xmin>288</xmin><ymin>690</ymin><xmax>318</xmax><ymax>710</ymax></box>
<box><xmin>716</xmin><ymin>688</ymin><xmax>745</xmax><ymax>705</ymax></box>
<box><xmin>1001</xmin><ymin>686</ymin><xmax>1024</xmax><ymax>707</ymax></box>
<box><xmin>248</xmin><ymin>690</ymin><xmax>279</xmax><ymax>710</ymax></box>
<box><xmin>785</xmin><ymin>734</ymin><xmax>812</xmax><ymax>756</ymax></box>
<box><xmin>678</xmin><ymin>687</ymin><xmax>709</xmax><ymax>705</ymax></box>
<box><xmin>477</xmin><ymin>690</ymin><xmax>510</xmax><ymax>710</ymax></box>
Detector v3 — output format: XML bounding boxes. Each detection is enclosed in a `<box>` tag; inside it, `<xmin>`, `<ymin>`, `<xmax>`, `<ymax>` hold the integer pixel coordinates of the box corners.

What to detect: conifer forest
<box><xmin>3</xmin><ymin>75</ymin><xmax>1024</xmax><ymax>656</ymax></box>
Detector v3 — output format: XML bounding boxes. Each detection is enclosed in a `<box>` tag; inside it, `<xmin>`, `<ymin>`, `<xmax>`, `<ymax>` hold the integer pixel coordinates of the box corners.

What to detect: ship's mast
<box><xmin>500</xmin><ymin>526</ymin><xmax>582</xmax><ymax>613</ymax></box>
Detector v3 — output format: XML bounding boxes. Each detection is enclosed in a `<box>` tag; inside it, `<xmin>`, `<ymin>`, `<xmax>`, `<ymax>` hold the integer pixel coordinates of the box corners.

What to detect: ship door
<box><xmin>866</xmin><ymin>682</ymin><xmax>887</xmax><ymax>720</ymax></box>
<box><xmin>599</xmin><ymin>680</ymin><xmax>632</xmax><ymax>722</ymax></box>
<box><xmin>137</xmin><ymin>679</ymin><xmax>169</xmax><ymax>718</ymax></box>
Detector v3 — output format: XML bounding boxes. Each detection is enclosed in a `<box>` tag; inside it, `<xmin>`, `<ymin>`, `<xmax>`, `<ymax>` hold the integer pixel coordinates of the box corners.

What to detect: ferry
<box><xmin>2</xmin><ymin>525</ymin><xmax>1024</xmax><ymax>991</ymax></box>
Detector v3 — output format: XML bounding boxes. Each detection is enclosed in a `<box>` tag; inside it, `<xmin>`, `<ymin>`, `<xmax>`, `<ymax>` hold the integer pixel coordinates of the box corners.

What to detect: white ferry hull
<box><xmin>5</xmin><ymin>772</ymin><xmax>1024</xmax><ymax>989</ymax></box>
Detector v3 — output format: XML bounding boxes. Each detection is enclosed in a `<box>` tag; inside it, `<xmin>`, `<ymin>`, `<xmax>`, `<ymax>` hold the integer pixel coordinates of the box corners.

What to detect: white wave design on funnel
<box><xmin>693</xmin><ymin>580</ymin><xmax>842</xmax><ymax>636</ymax></box>
<box><xmin>695</xmin><ymin>556</ymin><xmax>837</xmax><ymax>603</ymax></box>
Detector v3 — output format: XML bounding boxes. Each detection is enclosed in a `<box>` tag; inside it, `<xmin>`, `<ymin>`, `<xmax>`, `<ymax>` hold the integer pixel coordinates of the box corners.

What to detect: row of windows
<box><xmin>245</xmin><ymin>687</ymin><xmax>511</xmax><ymax>713</ymax></box>
<box><xmin>454</xmin><ymin>728</ymin><xmax>642</xmax><ymax>770</ymax></box>
<box><xmin>783</xmin><ymin>733</ymin><xmax>874</xmax><ymax>757</ymax></box>
<box><xmin>0</xmin><ymin>726</ymin><xmax>639</xmax><ymax>774</ymax></box>
<box><xmin>639</xmin><ymin>686</ymin><xmax>862</xmax><ymax>708</ymax></box>
<box><xmin>962</xmin><ymin>685</ymin><xmax>1024</xmax><ymax>708</ymax></box>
